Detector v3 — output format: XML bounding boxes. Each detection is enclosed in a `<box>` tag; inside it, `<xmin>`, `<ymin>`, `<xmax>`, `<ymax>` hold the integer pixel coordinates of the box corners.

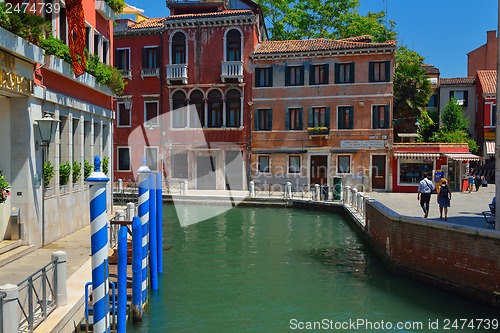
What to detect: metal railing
<box><xmin>16</xmin><ymin>259</ymin><xmax>58</xmax><ymax>333</ymax></box>
<box><xmin>83</xmin><ymin>281</ymin><xmax>117</xmax><ymax>333</ymax></box>
<box><xmin>0</xmin><ymin>292</ymin><xmax>6</xmax><ymax>333</ymax></box>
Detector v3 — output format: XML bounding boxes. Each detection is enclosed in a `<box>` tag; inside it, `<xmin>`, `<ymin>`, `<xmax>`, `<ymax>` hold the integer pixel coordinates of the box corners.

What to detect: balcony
<box><xmin>95</xmin><ymin>0</ymin><xmax>117</xmax><ymax>20</ymax></box>
<box><xmin>307</xmin><ymin>127</ymin><xmax>330</xmax><ymax>139</ymax></box>
<box><xmin>120</xmin><ymin>69</ymin><xmax>132</xmax><ymax>79</ymax></box>
<box><xmin>221</xmin><ymin>61</ymin><xmax>243</xmax><ymax>83</ymax></box>
<box><xmin>141</xmin><ymin>68</ymin><xmax>160</xmax><ymax>79</ymax></box>
<box><xmin>166</xmin><ymin>64</ymin><xmax>188</xmax><ymax>84</ymax></box>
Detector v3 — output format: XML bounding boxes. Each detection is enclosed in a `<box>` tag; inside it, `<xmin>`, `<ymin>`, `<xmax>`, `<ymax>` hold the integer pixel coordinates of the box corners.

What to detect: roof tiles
<box><xmin>439</xmin><ymin>77</ymin><xmax>475</xmax><ymax>85</ymax></box>
<box><xmin>476</xmin><ymin>70</ymin><xmax>497</xmax><ymax>94</ymax></box>
<box><xmin>166</xmin><ymin>10</ymin><xmax>252</xmax><ymax>20</ymax></box>
<box><xmin>129</xmin><ymin>18</ymin><xmax>167</xmax><ymax>29</ymax></box>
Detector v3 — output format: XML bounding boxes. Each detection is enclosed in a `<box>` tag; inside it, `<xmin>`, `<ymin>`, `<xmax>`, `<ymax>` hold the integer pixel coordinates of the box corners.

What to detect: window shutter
<box><xmin>285</xmin><ymin>109</ymin><xmax>290</xmax><ymax>130</ymax></box>
<box><xmin>325</xmin><ymin>107</ymin><xmax>330</xmax><ymax>128</ymax></box>
<box><xmin>142</xmin><ymin>48</ymin><xmax>147</xmax><ymax>68</ymax></box>
<box><xmin>115</xmin><ymin>51</ymin><xmax>120</xmax><ymax>69</ymax></box>
<box><xmin>254</xmin><ymin>109</ymin><xmax>260</xmax><ymax>131</ymax></box>
<box><xmin>334</xmin><ymin>63</ymin><xmax>340</xmax><ymax>84</ymax></box>
<box><xmin>348</xmin><ymin>106</ymin><xmax>354</xmax><ymax>129</ymax></box>
<box><xmin>298</xmin><ymin>108</ymin><xmax>303</xmax><ymax>129</ymax></box>
<box><xmin>267</xmin><ymin>109</ymin><xmax>273</xmax><ymax>130</ymax></box>
<box><xmin>309</xmin><ymin>65</ymin><xmax>315</xmax><ymax>85</ymax></box>
<box><xmin>385</xmin><ymin>61</ymin><xmax>391</xmax><ymax>82</ymax></box>
<box><xmin>463</xmin><ymin>91</ymin><xmax>468</xmax><ymax>107</ymax></box>
<box><xmin>300</xmin><ymin>66</ymin><xmax>305</xmax><ymax>85</ymax></box>
<box><xmin>285</xmin><ymin>66</ymin><xmax>290</xmax><ymax>86</ymax></box>
<box><xmin>384</xmin><ymin>105</ymin><xmax>390</xmax><ymax>128</ymax></box>
<box><xmin>349</xmin><ymin>63</ymin><xmax>355</xmax><ymax>83</ymax></box>
<box><xmin>449</xmin><ymin>91</ymin><xmax>454</xmax><ymax>101</ymax></box>
<box><xmin>308</xmin><ymin>107</ymin><xmax>313</xmax><ymax>127</ymax></box>
<box><xmin>156</xmin><ymin>47</ymin><xmax>160</xmax><ymax>68</ymax></box>
<box><xmin>338</xmin><ymin>108</ymin><xmax>345</xmax><ymax>129</ymax></box>
<box><xmin>268</xmin><ymin>67</ymin><xmax>273</xmax><ymax>87</ymax></box>
<box><xmin>324</xmin><ymin>64</ymin><xmax>329</xmax><ymax>84</ymax></box>
<box><xmin>255</xmin><ymin>68</ymin><xmax>261</xmax><ymax>87</ymax></box>
<box><xmin>372</xmin><ymin>106</ymin><xmax>378</xmax><ymax>129</ymax></box>
<box><xmin>369</xmin><ymin>62</ymin><xmax>374</xmax><ymax>82</ymax></box>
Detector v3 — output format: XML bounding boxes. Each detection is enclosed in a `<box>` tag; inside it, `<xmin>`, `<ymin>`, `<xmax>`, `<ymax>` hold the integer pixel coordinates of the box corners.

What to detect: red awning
<box><xmin>394</xmin><ymin>152</ymin><xmax>440</xmax><ymax>159</ymax></box>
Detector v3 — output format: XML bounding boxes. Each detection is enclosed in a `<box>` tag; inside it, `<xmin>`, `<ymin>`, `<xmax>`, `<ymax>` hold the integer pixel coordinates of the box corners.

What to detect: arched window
<box><xmin>172</xmin><ymin>90</ymin><xmax>187</xmax><ymax>128</ymax></box>
<box><xmin>226</xmin><ymin>89</ymin><xmax>241</xmax><ymax>127</ymax></box>
<box><xmin>172</xmin><ymin>32</ymin><xmax>186</xmax><ymax>64</ymax></box>
<box><xmin>226</xmin><ymin>29</ymin><xmax>241</xmax><ymax>61</ymax></box>
<box><xmin>189</xmin><ymin>90</ymin><xmax>205</xmax><ymax>128</ymax></box>
<box><xmin>208</xmin><ymin>90</ymin><xmax>223</xmax><ymax>128</ymax></box>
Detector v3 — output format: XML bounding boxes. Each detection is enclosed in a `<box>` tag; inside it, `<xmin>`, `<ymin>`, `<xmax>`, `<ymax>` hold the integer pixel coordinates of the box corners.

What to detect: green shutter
<box><xmin>268</xmin><ymin>67</ymin><xmax>273</xmax><ymax>87</ymax></box>
<box><xmin>267</xmin><ymin>109</ymin><xmax>273</xmax><ymax>130</ymax></box>
<box><xmin>285</xmin><ymin>109</ymin><xmax>290</xmax><ymax>130</ymax></box>
<box><xmin>385</xmin><ymin>60</ymin><xmax>391</xmax><ymax>82</ymax></box>
<box><xmin>285</xmin><ymin>66</ymin><xmax>290</xmax><ymax>86</ymax></box>
<box><xmin>142</xmin><ymin>48</ymin><xmax>147</xmax><ymax>68</ymax></box>
<box><xmin>298</xmin><ymin>108</ymin><xmax>303</xmax><ymax>129</ymax></box>
<box><xmin>309</xmin><ymin>65</ymin><xmax>315</xmax><ymax>85</ymax></box>
<box><xmin>300</xmin><ymin>66</ymin><xmax>305</xmax><ymax>85</ymax></box>
<box><xmin>349</xmin><ymin>63</ymin><xmax>355</xmax><ymax>83</ymax></box>
<box><xmin>348</xmin><ymin>106</ymin><xmax>354</xmax><ymax>129</ymax></box>
<box><xmin>308</xmin><ymin>107</ymin><xmax>313</xmax><ymax>127</ymax></box>
<box><xmin>372</xmin><ymin>106</ymin><xmax>378</xmax><ymax>129</ymax></box>
<box><xmin>334</xmin><ymin>63</ymin><xmax>340</xmax><ymax>84</ymax></box>
<box><xmin>338</xmin><ymin>108</ymin><xmax>345</xmax><ymax>129</ymax></box>
<box><xmin>384</xmin><ymin>105</ymin><xmax>390</xmax><ymax>128</ymax></box>
<box><xmin>255</xmin><ymin>68</ymin><xmax>261</xmax><ymax>87</ymax></box>
<box><xmin>369</xmin><ymin>62</ymin><xmax>374</xmax><ymax>82</ymax></box>
<box><xmin>254</xmin><ymin>109</ymin><xmax>260</xmax><ymax>130</ymax></box>
<box><xmin>463</xmin><ymin>91</ymin><xmax>468</xmax><ymax>107</ymax></box>
<box><xmin>324</xmin><ymin>64</ymin><xmax>329</xmax><ymax>84</ymax></box>
<box><xmin>325</xmin><ymin>106</ymin><xmax>330</xmax><ymax>128</ymax></box>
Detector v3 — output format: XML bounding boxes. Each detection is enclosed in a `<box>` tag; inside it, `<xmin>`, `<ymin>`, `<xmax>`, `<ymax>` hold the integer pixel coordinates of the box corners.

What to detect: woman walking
<box><xmin>437</xmin><ymin>178</ymin><xmax>451</xmax><ymax>221</ymax></box>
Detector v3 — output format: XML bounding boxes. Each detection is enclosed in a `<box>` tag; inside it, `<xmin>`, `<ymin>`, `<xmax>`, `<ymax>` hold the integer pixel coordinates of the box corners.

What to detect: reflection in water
<box><xmin>128</xmin><ymin>205</ymin><xmax>497</xmax><ymax>333</ymax></box>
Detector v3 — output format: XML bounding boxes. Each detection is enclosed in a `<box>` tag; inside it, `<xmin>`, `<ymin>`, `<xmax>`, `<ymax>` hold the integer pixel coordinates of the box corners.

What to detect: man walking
<box><xmin>417</xmin><ymin>172</ymin><xmax>435</xmax><ymax>218</ymax></box>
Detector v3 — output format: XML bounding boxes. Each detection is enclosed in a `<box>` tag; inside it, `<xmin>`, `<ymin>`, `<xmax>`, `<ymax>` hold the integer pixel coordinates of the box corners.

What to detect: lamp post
<box><xmin>36</xmin><ymin>113</ymin><xmax>59</xmax><ymax>245</ymax></box>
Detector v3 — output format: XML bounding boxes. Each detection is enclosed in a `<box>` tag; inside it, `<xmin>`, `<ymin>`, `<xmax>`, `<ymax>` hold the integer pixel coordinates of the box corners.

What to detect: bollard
<box><xmin>126</xmin><ymin>202</ymin><xmax>135</xmax><ymax>221</ymax></box>
<box><xmin>118</xmin><ymin>179</ymin><xmax>124</xmax><ymax>192</ymax></box>
<box><xmin>149</xmin><ymin>173</ymin><xmax>158</xmax><ymax>290</ymax></box>
<box><xmin>0</xmin><ymin>284</ymin><xmax>19</xmax><ymax>333</ymax></box>
<box><xmin>156</xmin><ymin>172</ymin><xmax>163</xmax><ymax>274</ymax></box>
<box><xmin>52</xmin><ymin>251</ymin><xmax>67</xmax><ymax>306</ymax></box>
<box><xmin>137</xmin><ymin>157</ymin><xmax>151</xmax><ymax>305</ymax></box>
<box><xmin>352</xmin><ymin>188</ymin><xmax>358</xmax><ymax>210</ymax></box>
<box><xmin>344</xmin><ymin>185</ymin><xmax>351</xmax><ymax>204</ymax></box>
<box><xmin>117</xmin><ymin>226</ymin><xmax>128</xmax><ymax>332</ymax></box>
<box><xmin>87</xmin><ymin>156</ymin><xmax>110</xmax><ymax>333</ymax></box>
<box><xmin>182</xmin><ymin>179</ymin><xmax>188</xmax><ymax>195</ymax></box>
<box><xmin>131</xmin><ymin>216</ymin><xmax>143</xmax><ymax>322</ymax></box>
<box><xmin>285</xmin><ymin>182</ymin><xmax>292</xmax><ymax>199</ymax></box>
<box><xmin>314</xmin><ymin>184</ymin><xmax>320</xmax><ymax>201</ymax></box>
<box><xmin>249</xmin><ymin>181</ymin><xmax>255</xmax><ymax>197</ymax></box>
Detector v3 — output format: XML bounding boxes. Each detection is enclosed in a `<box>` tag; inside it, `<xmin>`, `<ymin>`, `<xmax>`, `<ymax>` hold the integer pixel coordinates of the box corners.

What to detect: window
<box><xmin>372</xmin><ymin>105</ymin><xmax>390</xmax><ymax>129</ymax></box>
<box><xmin>117</xmin><ymin>147</ymin><xmax>131</xmax><ymax>171</ymax></box>
<box><xmin>337</xmin><ymin>155</ymin><xmax>351</xmax><ymax>174</ymax></box>
<box><xmin>117</xmin><ymin>102</ymin><xmax>131</xmax><ymax>127</ymax></box>
<box><xmin>85</xmin><ymin>26</ymin><xmax>92</xmax><ymax>53</ymax></box>
<box><xmin>116</xmin><ymin>48</ymin><xmax>130</xmax><ymax>72</ymax></box>
<box><xmin>491</xmin><ymin>104</ymin><xmax>497</xmax><ymax>127</ymax></box>
<box><xmin>226</xmin><ymin>29</ymin><xmax>242</xmax><ymax>61</ymax></box>
<box><xmin>308</xmin><ymin>107</ymin><xmax>330</xmax><ymax>128</ymax></box>
<box><xmin>189</xmin><ymin>90</ymin><xmax>205</xmax><ymax>128</ymax></box>
<box><xmin>145</xmin><ymin>147</ymin><xmax>158</xmax><ymax>171</ymax></box>
<box><xmin>255</xmin><ymin>67</ymin><xmax>273</xmax><ymax>87</ymax></box>
<box><xmin>427</xmin><ymin>94</ymin><xmax>438</xmax><ymax>107</ymax></box>
<box><xmin>450</xmin><ymin>90</ymin><xmax>468</xmax><ymax>107</ymax></box>
<box><xmin>144</xmin><ymin>100</ymin><xmax>159</xmax><ymax>126</ymax></box>
<box><xmin>286</xmin><ymin>108</ymin><xmax>302</xmax><ymax>130</ymax></box>
<box><xmin>94</xmin><ymin>33</ymin><xmax>101</xmax><ymax>58</ymax></box>
<box><xmin>102</xmin><ymin>39</ymin><xmax>109</xmax><ymax>64</ymax></box>
<box><xmin>59</xmin><ymin>5</ymin><xmax>67</xmax><ymax>44</ymax></box>
<box><xmin>285</xmin><ymin>65</ymin><xmax>305</xmax><ymax>86</ymax></box>
<box><xmin>289</xmin><ymin>156</ymin><xmax>301</xmax><ymax>174</ymax></box>
<box><xmin>310</xmin><ymin>64</ymin><xmax>329</xmax><ymax>85</ymax></box>
<box><xmin>226</xmin><ymin>89</ymin><xmax>241</xmax><ymax>127</ymax></box>
<box><xmin>143</xmin><ymin>46</ymin><xmax>159</xmax><ymax>69</ymax></box>
<box><xmin>172</xmin><ymin>32</ymin><xmax>186</xmax><ymax>64</ymax></box>
<box><xmin>338</xmin><ymin>106</ymin><xmax>354</xmax><ymax>129</ymax></box>
<box><xmin>208</xmin><ymin>90</ymin><xmax>223</xmax><ymax>127</ymax></box>
<box><xmin>335</xmin><ymin>63</ymin><xmax>354</xmax><ymax>84</ymax></box>
<box><xmin>172</xmin><ymin>91</ymin><xmax>187</xmax><ymax>128</ymax></box>
<box><xmin>369</xmin><ymin>61</ymin><xmax>390</xmax><ymax>82</ymax></box>
<box><xmin>254</xmin><ymin>109</ymin><xmax>272</xmax><ymax>131</ymax></box>
<box><xmin>172</xmin><ymin>152</ymin><xmax>188</xmax><ymax>179</ymax></box>
<box><xmin>258</xmin><ymin>156</ymin><xmax>270</xmax><ymax>173</ymax></box>
<box><xmin>399</xmin><ymin>160</ymin><xmax>433</xmax><ymax>185</ymax></box>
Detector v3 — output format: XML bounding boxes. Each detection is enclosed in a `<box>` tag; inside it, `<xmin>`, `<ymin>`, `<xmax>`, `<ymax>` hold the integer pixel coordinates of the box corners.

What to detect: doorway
<box><xmin>310</xmin><ymin>155</ymin><xmax>328</xmax><ymax>185</ymax></box>
<box><xmin>196</xmin><ymin>155</ymin><xmax>217</xmax><ymax>190</ymax></box>
<box><xmin>371</xmin><ymin>155</ymin><xmax>386</xmax><ymax>190</ymax></box>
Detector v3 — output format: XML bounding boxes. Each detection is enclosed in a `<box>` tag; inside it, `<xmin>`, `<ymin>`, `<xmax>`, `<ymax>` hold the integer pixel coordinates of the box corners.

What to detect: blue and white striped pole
<box><xmin>156</xmin><ymin>172</ymin><xmax>163</xmax><ymax>274</ymax></box>
<box><xmin>137</xmin><ymin>157</ymin><xmax>151</xmax><ymax>304</ymax></box>
<box><xmin>149</xmin><ymin>173</ymin><xmax>158</xmax><ymax>290</ymax></box>
<box><xmin>117</xmin><ymin>226</ymin><xmax>127</xmax><ymax>332</ymax></box>
<box><xmin>131</xmin><ymin>216</ymin><xmax>143</xmax><ymax>322</ymax></box>
<box><xmin>87</xmin><ymin>156</ymin><xmax>110</xmax><ymax>333</ymax></box>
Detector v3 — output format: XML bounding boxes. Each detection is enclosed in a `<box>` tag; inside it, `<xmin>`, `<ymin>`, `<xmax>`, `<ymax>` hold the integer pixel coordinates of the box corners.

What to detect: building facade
<box><xmin>0</xmin><ymin>0</ymin><xmax>115</xmax><ymax>247</ymax></box>
<box><xmin>249</xmin><ymin>36</ymin><xmax>396</xmax><ymax>192</ymax></box>
<box><xmin>476</xmin><ymin>70</ymin><xmax>497</xmax><ymax>161</ymax></box>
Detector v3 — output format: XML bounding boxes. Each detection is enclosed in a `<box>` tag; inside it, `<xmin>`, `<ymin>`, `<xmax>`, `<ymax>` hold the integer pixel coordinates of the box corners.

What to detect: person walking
<box><xmin>417</xmin><ymin>172</ymin><xmax>435</xmax><ymax>218</ymax></box>
<box><xmin>467</xmin><ymin>172</ymin><xmax>475</xmax><ymax>193</ymax></box>
<box><xmin>474</xmin><ymin>174</ymin><xmax>481</xmax><ymax>191</ymax></box>
<box><xmin>437</xmin><ymin>178</ymin><xmax>451</xmax><ymax>221</ymax></box>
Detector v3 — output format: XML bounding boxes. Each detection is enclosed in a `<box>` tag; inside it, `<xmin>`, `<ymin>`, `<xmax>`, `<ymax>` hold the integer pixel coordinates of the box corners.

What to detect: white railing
<box><xmin>120</xmin><ymin>69</ymin><xmax>132</xmax><ymax>79</ymax></box>
<box><xmin>141</xmin><ymin>68</ymin><xmax>160</xmax><ymax>78</ymax></box>
<box><xmin>221</xmin><ymin>61</ymin><xmax>243</xmax><ymax>82</ymax></box>
<box><xmin>342</xmin><ymin>185</ymin><xmax>369</xmax><ymax>221</ymax></box>
<box><xmin>166</xmin><ymin>64</ymin><xmax>188</xmax><ymax>84</ymax></box>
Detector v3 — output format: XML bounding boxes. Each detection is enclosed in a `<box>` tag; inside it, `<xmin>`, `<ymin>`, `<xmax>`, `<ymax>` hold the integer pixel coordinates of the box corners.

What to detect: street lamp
<box><xmin>36</xmin><ymin>113</ymin><xmax>59</xmax><ymax>245</ymax></box>
<box><xmin>122</xmin><ymin>96</ymin><xmax>133</xmax><ymax>112</ymax></box>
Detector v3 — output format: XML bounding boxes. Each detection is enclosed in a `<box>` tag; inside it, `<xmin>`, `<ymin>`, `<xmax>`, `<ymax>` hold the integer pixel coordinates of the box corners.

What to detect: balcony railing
<box><xmin>221</xmin><ymin>61</ymin><xmax>243</xmax><ymax>83</ymax></box>
<box><xmin>120</xmin><ymin>69</ymin><xmax>132</xmax><ymax>79</ymax></box>
<box><xmin>166</xmin><ymin>64</ymin><xmax>188</xmax><ymax>84</ymax></box>
<box><xmin>141</xmin><ymin>68</ymin><xmax>160</xmax><ymax>78</ymax></box>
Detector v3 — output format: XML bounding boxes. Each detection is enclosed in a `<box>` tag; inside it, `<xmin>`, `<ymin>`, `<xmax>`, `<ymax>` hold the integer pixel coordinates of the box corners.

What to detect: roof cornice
<box><xmin>165</xmin><ymin>14</ymin><xmax>255</xmax><ymax>29</ymax></box>
<box><xmin>250</xmin><ymin>47</ymin><xmax>395</xmax><ymax>60</ymax></box>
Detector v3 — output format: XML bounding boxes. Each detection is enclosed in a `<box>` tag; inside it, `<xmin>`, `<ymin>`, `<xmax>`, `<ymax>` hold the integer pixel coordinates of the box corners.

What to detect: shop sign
<box><xmin>0</xmin><ymin>50</ymin><xmax>34</xmax><ymax>95</ymax></box>
<box><xmin>340</xmin><ymin>140</ymin><xmax>384</xmax><ymax>149</ymax></box>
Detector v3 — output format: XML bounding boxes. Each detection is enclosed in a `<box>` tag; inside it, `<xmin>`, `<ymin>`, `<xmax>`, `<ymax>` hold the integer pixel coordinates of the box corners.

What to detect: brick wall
<box><xmin>364</xmin><ymin>200</ymin><xmax>500</xmax><ymax>306</ymax></box>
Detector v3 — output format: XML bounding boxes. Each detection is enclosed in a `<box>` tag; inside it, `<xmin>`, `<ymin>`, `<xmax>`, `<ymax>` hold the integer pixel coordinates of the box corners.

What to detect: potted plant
<box><xmin>102</xmin><ymin>156</ymin><xmax>109</xmax><ymax>175</ymax></box>
<box><xmin>0</xmin><ymin>171</ymin><xmax>10</xmax><ymax>204</ymax></box>
<box><xmin>72</xmin><ymin>161</ymin><xmax>81</xmax><ymax>190</ymax></box>
<box><xmin>59</xmin><ymin>161</ymin><xmax>71</xmax><ymax>192</ymax></box>
<box><xmin>307</xmin><ymin>127</ymin><xmax>329</xmax><ymax>137</ymax></box>
<box><xmin>43</xmin><ymin>161</ymin><xmax>54</xmax><ymax>196</ymax></box>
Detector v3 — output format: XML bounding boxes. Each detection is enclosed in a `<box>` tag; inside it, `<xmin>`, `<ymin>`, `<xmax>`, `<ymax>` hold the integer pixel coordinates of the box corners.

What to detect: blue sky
<box><xmin>123</xmin><ymin>0</ymin><xmax>498</xmax><ymax>78</ymax></box>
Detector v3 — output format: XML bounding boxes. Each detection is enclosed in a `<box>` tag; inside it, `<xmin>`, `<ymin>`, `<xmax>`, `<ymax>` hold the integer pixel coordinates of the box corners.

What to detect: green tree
<box><xmin>393</xmin><ymin>46</ymin><xmax>433</xmax><ymax>136</ymax></box>
<box><xmin>430</xmin><ymin>98</ymin><xmax>478</xmax><ymax>153</ymax></box>
<box><xmin>336</xmin><ymin>11</ymin><xmax>396</xmax><ymax>42</ymax></box>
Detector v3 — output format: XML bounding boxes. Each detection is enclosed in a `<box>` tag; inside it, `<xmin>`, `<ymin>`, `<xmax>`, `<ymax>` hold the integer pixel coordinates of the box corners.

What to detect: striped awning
<box><xmin>444</xmin><ymin>153</ymin><xmax>480</xmax><ymax>161</ymax></box>
<box><xmin>486</xmin><ymin>141</ymin><xmax>495</xmax><ymax>155</ymax></box>
<box><xmin>394</xmin><ymin>152</ymin><xmax>440</xmax><ymax>159</ymax></box>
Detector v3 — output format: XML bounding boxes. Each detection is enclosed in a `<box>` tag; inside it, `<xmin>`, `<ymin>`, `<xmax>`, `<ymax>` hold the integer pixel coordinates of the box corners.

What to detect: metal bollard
<box><xmin>182</xmin><ymin>180</ymin><xmax>188</xmax><ymax>195</ymax></box>
<box><xmin>285</xmin><ymin>182</ymin><xmax>292</xmax><ymax>199</ymax></box>
<box><xmin>118</xmin><ymin>179</ymin><xmax>124</xmax><ymax>192</ymax></box>
<box><xmin>126</xmin><ymin>202</ymin><xmax>135</xmax><ymax>221</ymax></box>
<box><xmin>314</xmin><ymin>184</ymin><xmax>320</xmax><ymax>201</ymax></box>
<box><xmin>249</xmin><ymin>181</ymin><xmax>255</xmax><ymax>197</ymax></box>
<box><xmin>0</xmin><ymin>284</ymin><xmax>19</xmax><ymax>333</ymax></box>
<box><xmin>352</xmin><ymin>188</ymin><xmax>358</xmax><ymax>210</ymax></box>
<box><xmin>52</xmin><ymin>251</ymin><xmax>67</xmax><ymax>306</ymax></box>
<box><xmin>344</xmin><ymin>186</ymin><xmax>351</xmax><ymax>203</ymax></box>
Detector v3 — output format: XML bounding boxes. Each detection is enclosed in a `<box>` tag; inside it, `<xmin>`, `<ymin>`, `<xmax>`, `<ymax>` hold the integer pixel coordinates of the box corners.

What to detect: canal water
<box><xmin>129</xmin><ymin>204</ymin><xmax>498</xmax><ymax>333</ymax></box>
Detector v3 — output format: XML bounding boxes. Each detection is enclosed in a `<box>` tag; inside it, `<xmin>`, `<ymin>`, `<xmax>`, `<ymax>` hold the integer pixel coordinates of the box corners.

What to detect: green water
<box><xmin>128</xmin><ymin>204</ymin><xmax>498</xmax><ymax>332</ymax></box>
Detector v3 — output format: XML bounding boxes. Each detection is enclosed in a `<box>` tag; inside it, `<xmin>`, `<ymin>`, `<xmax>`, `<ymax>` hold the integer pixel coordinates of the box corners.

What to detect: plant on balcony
<box><xmin>0</xmin><ymin>171</ymin><xmax>10</xmax><ymax>204</ymax></box>
<box><xmin>43</xmin><ymin>161</ymin><xmax>54</xmax><ymax>188</ymax></box>
<box><xmin>86</xmin><ymin>54</ymin><xmax>125</xmax><ymax>95</ymax></box>
<box><xmin>60</xmin><ymin>161</ymin><xmax>72</xmax><ymax>186</ymax></box>
<box><xmin>105</xmin><ymin>0</ymin><xmax>126</xmax><ymax>13</ymax></box>
<box><xmin>72</xmin><ymin>161</ymin><xmax>82</xmax><ymax>183</ymax></box>
<box><xmin>84</xmin><ymin>160</ymin><xmax>93</xmax><ymax>180</ymax></box>
<box><xmin>0</xmin><ymin>3</ymin><xmax>51</xmax><ymax>45</ymax></box>
<box><xmin>307</xmin><ymin>127</ymin><xmax>329</xmax><ymax>135</ymax></box>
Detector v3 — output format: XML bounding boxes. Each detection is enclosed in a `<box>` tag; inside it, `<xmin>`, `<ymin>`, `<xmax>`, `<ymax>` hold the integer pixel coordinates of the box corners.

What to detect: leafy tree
<box><xmin>393</xmin><ymin>46</ymin><xmax>433</xmax><ymax>136</ymax></box>
<box><xmin>336</xmin><ymin>11</ymin><xmax>396</xmax><ymax>42</ymax></box>
<box><xmin>430</xmin><ymin>98</ymin><xmax>478</xmax><ymax>153</ymax></box>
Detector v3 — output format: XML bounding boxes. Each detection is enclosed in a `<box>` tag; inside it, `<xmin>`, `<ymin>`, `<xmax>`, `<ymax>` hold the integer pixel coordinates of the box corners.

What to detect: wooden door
<box><xmin>310</xmin><ymin>155</ymin><xmax>328</xmax><ymax>185</ymax></box>
<box><xmin>372</xmin><ymin>155</ymin><xmax>386</xmax><ymax>190</ymax></box>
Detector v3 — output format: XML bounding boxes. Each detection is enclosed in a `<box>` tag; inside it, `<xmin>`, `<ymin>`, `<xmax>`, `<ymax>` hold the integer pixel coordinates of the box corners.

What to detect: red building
<box><xmin>114</xmin><ymin>0</ymin><xmax>267</xmax><ymax>190</ymax></box>
<box><xmin>475</xmin><ymin>70</ymin><xmax>497</xmax><ymax>161</ymax></box>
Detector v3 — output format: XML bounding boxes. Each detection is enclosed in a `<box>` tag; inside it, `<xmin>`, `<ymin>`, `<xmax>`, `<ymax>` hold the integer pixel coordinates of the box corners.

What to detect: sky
<box><xmin>123</xmin><ymin>0</ymin><xmax>498</xmax><ymax>78</ymax></box>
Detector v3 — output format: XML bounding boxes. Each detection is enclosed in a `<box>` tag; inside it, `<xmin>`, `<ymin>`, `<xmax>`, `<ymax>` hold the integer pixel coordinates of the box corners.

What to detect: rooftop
<box><xmin>476</xmin><ymin>70</ymin><xmax>497</xmax><ymax>94</ymax></box>
<box><xmin>440</xmin><ymin>77</ymin><xmax>475</xmax><ymax>86</ymax></box>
